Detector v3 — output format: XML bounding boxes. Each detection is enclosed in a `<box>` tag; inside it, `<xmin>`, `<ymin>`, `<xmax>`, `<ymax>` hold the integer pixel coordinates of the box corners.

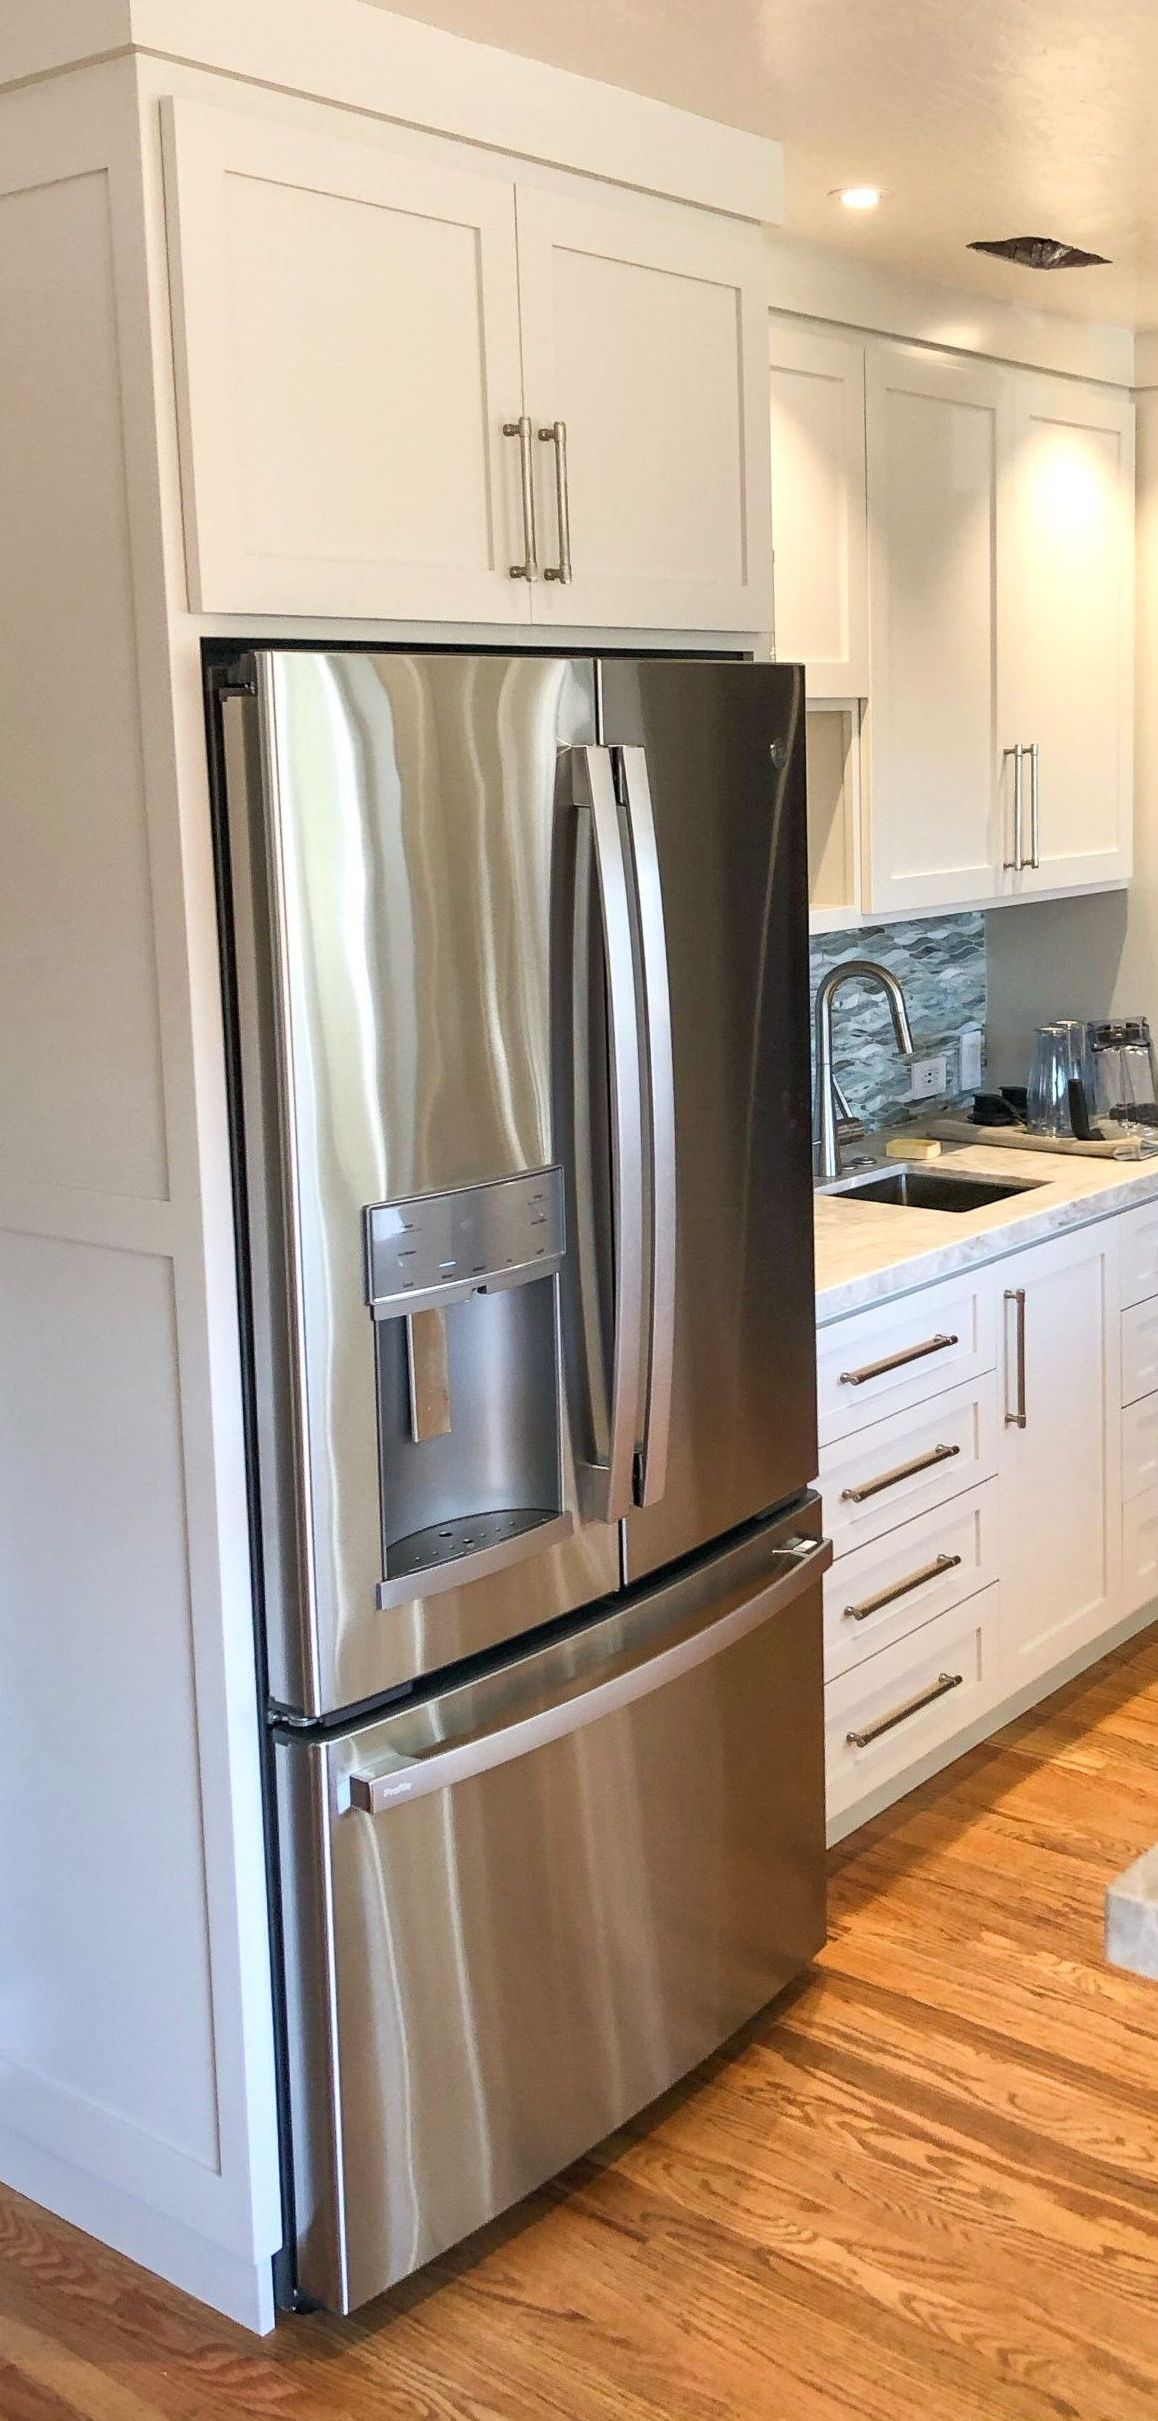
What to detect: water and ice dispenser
<box><xmin>364</xmin><ymin>1168</ymin><xmax>572</xmax><ymax>1610</ymax></box>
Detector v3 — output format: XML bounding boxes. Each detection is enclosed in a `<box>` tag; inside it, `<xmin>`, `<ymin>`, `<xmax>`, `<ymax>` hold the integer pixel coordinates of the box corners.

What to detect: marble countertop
<box><xmin>815</xmin><ymin>1139</ymin><xmax>1158</xmax><ymax>1325</ymax></box>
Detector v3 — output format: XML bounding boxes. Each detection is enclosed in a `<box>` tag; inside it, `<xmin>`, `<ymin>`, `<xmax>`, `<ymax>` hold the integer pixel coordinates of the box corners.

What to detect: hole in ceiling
<box><xmin>967</xmin><ymin>236</ymin><xmax>1110</xmax><ymax>271</ymax></box>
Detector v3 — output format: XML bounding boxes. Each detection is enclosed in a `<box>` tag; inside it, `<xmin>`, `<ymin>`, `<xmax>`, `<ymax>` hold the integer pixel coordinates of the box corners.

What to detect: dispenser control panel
<box><xmin>365</xmin><ymin>1166</ymin><xmax>565</xmax><ymax>1320</ymax></box>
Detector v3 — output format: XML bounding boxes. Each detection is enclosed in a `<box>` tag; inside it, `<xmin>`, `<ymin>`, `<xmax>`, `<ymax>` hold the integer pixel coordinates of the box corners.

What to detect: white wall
<box><xmin>986</xmin><ymin>386</ymin><xmax>1158</xmax><ymax>1088</ymax></box>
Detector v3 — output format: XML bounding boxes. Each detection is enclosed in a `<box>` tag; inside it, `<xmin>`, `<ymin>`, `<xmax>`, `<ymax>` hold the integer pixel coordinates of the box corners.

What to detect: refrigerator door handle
<box><xmin>570</xmin><ymin>745</ymin><xmax>646</xmax><ymax>1522</ymax></box>
<box><xmin>345</xmin><ymin>1532</ymin><xmax>832</xmax><ymax>1812</ymax></box>
<box><xmin>617</xmin><ymin>745</ymin><xmax>676</xmax><ymax>1508</ymax></box>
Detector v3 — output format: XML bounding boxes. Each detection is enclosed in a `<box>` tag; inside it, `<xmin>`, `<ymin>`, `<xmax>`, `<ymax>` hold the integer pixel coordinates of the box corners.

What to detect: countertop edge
<box><xmin>815</xmin><ymin>1153</ymin><xmax>1158</xmax><ymax>1327</ymax></box>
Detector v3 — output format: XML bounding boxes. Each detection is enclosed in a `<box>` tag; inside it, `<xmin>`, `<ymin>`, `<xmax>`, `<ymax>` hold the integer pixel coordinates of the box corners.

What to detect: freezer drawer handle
<box><xmin>843</xmin><ymin>1551</ymin><xmax>962</xmax><ymax>1623</ymax></box>
<box><xmin>841</xmin><ymin>1442</ymin><xmax>960</xmax><ymax>1504</ymax></box>
<box><xmin>846</xmin><ymin>1671</ymin><xmax>964</xmax><ymax>1749</ymax></box>
<box><xmin>839</xmin><ymin>1332</ymin><xmax>958</xmax><ymax>1387</ymax></box>
<box><xmin>345</xmin><ymin>1533</ymin><xmax>832</xmax><ymax>1814</ymax></box>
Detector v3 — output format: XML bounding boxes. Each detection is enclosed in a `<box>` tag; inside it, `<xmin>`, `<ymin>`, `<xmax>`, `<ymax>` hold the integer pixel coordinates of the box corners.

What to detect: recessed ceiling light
<box><xmin>833</xmin><ymin>185</ymin><xmax>883</xmax><ymax>211</ymax></box>
<box><xmin>968</xmin><ymin>234</ymin><xmax>1110</xmax><ymax>270</ymax></box>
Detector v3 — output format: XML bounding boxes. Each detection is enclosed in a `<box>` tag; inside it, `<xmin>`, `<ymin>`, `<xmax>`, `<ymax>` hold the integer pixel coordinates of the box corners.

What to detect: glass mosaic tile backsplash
<box><xmin>809</xmin><ymin>914</ymin><xmax>987</xmax><ymax>1133</ymax></box>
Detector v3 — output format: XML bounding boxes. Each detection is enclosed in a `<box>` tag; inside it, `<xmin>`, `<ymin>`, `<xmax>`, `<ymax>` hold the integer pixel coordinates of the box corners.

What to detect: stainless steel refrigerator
<box><xmin>211</xmin><ymin>647</ymin><xmax>829</xmax><ymax>2316</ymax></box>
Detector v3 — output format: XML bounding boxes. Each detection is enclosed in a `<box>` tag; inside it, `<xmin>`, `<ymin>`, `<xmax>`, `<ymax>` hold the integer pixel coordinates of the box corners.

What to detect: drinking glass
<box><xmin>1027</xmin><ymin>1025</ymin><xmax>1074</xmax><ymax>1139</ymax></box>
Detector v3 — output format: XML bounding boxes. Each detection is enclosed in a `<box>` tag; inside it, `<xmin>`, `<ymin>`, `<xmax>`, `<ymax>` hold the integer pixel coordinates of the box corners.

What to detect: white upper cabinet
<box><xmin>163</xmin><ymin>101</ymin><xmax>773</xmax><ymax>631</ymax></box>
<box><xmin>769</xmin><ymin>320</ymin><xmax>868</xmax><ymax>695</ymax></box>
<box><xmin>859</xmin><ymin>342</ymin><xmax>1134</xmax><ymax>915</ymax></box>
<box><xmin>864</xmin><ymin>344</ymin><xmax>1012</xmax><ymax>914</ymax></box>
<box><xmin>163</xmin><ymin>103</ymin><xmax>531</xmax><ymax>622</ymax></box>
<box><xmin>1002</xmin><ymin>374</ymin><xmax>1135</xmax><ymax>894</ymax></box>
<box><xmin>516</xmin><ymin>187</ymin><xmax>772</xmax><ymax>631</ymax></box>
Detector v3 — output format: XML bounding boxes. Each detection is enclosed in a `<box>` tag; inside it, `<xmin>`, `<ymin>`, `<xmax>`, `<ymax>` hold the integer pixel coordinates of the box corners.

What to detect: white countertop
<box><xmin>815</xmin><ymin>1140</ymin><xmax>1158</xmax><ymax>1325</ymax></box>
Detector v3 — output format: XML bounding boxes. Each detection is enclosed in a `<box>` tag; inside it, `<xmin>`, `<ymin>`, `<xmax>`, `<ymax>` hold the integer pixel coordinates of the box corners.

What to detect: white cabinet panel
<box><xmin>864</xmin><ymin>345</ymin><xmax>1012</xmax><ymax>913</ymax></box>
<box><xmin>824</xmin><ymin>1482</ymin><xmax>998</xmax><ymax>1680</ymax></box>
<box><xmin>821</xmin><ymin>1370</ymin><xmax>999</xmax><ymax>1558</ymax></box>
<box><xmin>517</xmin><ymin>186</ymin><xmax>772</xmax><ymax>630</ymax></box>
<box><xmin>1123</xmin><ymin>1298</ymin><xmax>1158</xmax><ymax>1406</ymax></box>
<box><xmin>1123</xmin><ymin>1395</ymin><xmax>1158</xmax><ymax>1503</ymax></box>
<box><xmin>999</xmin><ymin>1224</ymin><xmax>1122</xmax><ymax>1686</ymax></box>
<box><xmin>817</xmin><ymin>1269</ymin><xmax>997</xmax><ymax>1446</ymax></box>
<box><xmin>0</xmin><ymin>170</ymin><xmax>166</xmax><ymax>1198</ymax></box>
<box><xmin>164</xmin><ymin>101</ymin><xmax>530</xmax><ymax>620</ymax></box>
<box><xmin>826</xmin><ymin>1591</ymin><xmax>996</xmax><ymax>1826</ymax></box>
<box><xmin>1004</xmin><ymin>376</ymin><xmax>1134</xmax><ymax>894</ymax></box>
<box><xmin>769</xmin><ymin>321</ymin><xmax>867</xmax><ymax>694</ymax></box>
<box><xmin>0</xmin><ymin>1234</ymin><xmax>218</xmax><ymax>2178</ymax></box>
<box><xmin>1124</xmin><ymin>1485</ymin><xmax>1158</xmax><ymax>1616</ymax></box>
<box><xmin>1118</xmin><ymin>1200</ymin><xmax>1158</xmax><ymax>1310</ymax></box>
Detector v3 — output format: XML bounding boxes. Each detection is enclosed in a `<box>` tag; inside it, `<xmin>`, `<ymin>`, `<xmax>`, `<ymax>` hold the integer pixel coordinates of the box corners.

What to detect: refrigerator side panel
<box><xmin>222</xmin><ymin>651</ymin><xmax>620</xmax><ymax>1715</ymax></box>
<box><xmin>601</xmin><ymin>658</ymin><xmax>818</xmax><ymax>1581</ymax></box>
<box><xmin>288</xmin><ymin>1504</ymin><xmax>826</xmax><ymax>2313</ymax></box>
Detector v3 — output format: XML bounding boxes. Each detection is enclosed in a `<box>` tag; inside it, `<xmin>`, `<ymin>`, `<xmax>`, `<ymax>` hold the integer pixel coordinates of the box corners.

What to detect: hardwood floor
<box><xmin>5</xmin><ymin>1631</ymin><xmax>1158</xmax><ymax>2420</ymax></box>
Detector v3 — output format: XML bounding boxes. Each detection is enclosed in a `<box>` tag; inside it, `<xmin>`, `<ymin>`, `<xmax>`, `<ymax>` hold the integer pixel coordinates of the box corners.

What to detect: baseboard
<box><xmin>0</xmin><ymin>2121</ymin><xmax>275</xmax><ymax>2333</ymax></box>
<box><xmin>827</xmin><ymin>1600</ymin><xmax>1158</xmax><ymax>1847</ymax></box>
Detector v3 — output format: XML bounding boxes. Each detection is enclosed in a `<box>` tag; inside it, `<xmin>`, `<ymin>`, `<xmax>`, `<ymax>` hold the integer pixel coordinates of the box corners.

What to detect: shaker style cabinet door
<box><xmin>998</xmin><ymin>1223</ymin><xmax>1122</xmax><ymax>1689</ymax></box>
<box><xmin>515</xmin><ymin>187</ymin><xmax>773</xmax><ymax>631</ymax></box>
<box><xmin>769</xmin><ymin>320</ymin><xmax>868</xmax><ymax>695</ymax></box>
<box><xmin>863</xmin><ymin>344</ymin><xmax>1014</xmax><ymax>913</ymax></box>
<box><xmin>162</xmin><ymin>102</ymin><xmax>531</xmax><ymax>620</ymax></box>
<box><xmin>1003</xmin><ymin>375</ymin><xmax>1134</xmax><ymax>895</ymax></box>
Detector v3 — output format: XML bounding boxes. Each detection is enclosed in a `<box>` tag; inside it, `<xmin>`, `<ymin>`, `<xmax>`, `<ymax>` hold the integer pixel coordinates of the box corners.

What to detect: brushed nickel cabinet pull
<box><xmin>504</xmin><ymin>416</ymin><xmax>538</xmax><ymax>580</ymax></box>
<box><xmin>1004</xmin><ymin>1287</ymin><xmax>1027</xmax><ymax>1428</ymax></box>
<box><xmin>1003</xmin><ymin>744</ymin><xmax>1023</xmax><ymax>871</ymax></box>
<box><xmin>538</xmin><ymin>421</ymin><xmax>572</xmax><ymax>583</ymax></box>
<box><xmin>843</xmin><ymin>1551</ymin><xmax>962</xmax><ymax>1623</ymax></box>
<box><xmin>1025</xmin><ymin>741</ymin><xmax>1041</xmax><ymax>870</ymax></box>
<box><xmin>841</xmin><ymin>1441</ymin><xmax>960</xmax><ymax>1504</ymax></box>
<box><xmin>839</xmin><ymin>1332</ymin><xmax>958</xmax><ymax>1387</ymax></box>
<box><xmin>847</xmin><ymin>1670</ymin><xmax>964</xmax><ymax>1749</ymax></box>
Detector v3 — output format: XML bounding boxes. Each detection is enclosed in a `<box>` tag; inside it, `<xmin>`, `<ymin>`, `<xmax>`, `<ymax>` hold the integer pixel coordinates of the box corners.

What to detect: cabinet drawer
<box><xmin>826</xmin><ymin>1590</ymin><xmax>996</xmax><ymax>1824</ymax></box>
<box><xmin>1122</xmin><ymin>1299</ymin><xmax>1158</xmax><ymax>1406</ymax></box>
<box><xmin>1123</xmin><ymin>1396</ymin><xmax>1158</xmax><ymax>1503</ymax></box>
<box><xmin>818</xmin><ymin>1273</ymin><xmax>996</xmax><ymax>1445</ymax></box>
<box><xmin>824</xmin><ymin>1482</ymin><xmax>997</xmax><ymax>1679</ymax></box>
<box><xmin>1124</xmin><ymin>1486</ymin><xmax>1158</xmax><ymax>1617</ymax></box>
<box><xmin>820</xmin><ymin>1372</ymin><xmax>998</xmax><ymax>1558</ymax></box>
<box><xmin>1120</xmin><ymin>1201</ymin><xmax>1158</xmax><ymax>1309</ymax></box>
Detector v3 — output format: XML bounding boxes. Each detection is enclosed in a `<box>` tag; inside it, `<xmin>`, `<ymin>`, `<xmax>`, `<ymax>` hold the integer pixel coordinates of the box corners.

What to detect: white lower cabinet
<box><xmin>826</xmin><ymin>1593</ymin><xmax>997</xmax><ymax>1828</ymax></box>
<box><xmin>822</xmin><ymin>1209</ymin><xmax>1142</xmax><ymax>1837</ymax></box>
<box><xmin>998</xmin><ymin>1223</ymin><xmax>1122</xmax><ymax>1687</ymax></box>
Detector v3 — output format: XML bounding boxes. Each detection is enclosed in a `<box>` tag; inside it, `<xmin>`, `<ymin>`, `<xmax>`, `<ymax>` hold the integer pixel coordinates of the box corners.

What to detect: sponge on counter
<box><xmin>885</xmin><ymin>1136</ymin><xmax>942</xmax><ymax>1163</ymax></box>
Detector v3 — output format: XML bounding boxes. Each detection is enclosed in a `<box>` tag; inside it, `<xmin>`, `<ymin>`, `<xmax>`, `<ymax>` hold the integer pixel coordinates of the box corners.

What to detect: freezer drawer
<box><xmin>276</xmin><ymin>1506</ymin><xmax>829</xmax><ymax>2313</ymax></box>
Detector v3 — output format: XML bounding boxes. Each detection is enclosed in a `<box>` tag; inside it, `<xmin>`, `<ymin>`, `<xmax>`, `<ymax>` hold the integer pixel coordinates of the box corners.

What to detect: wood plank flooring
<box><xmin>6</xmin><ymin>1629</ymin><xmax>1158</xmax><ymax>2420</ymax></box>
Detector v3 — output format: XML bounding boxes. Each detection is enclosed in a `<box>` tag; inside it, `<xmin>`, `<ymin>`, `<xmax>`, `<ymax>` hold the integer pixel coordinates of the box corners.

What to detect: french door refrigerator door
<box><xmin>224</xmin><ymin>651</ymin><xmax>621</xmax><ymax>1717</ymax></box>
<box><xmin>276</xmin><ymin>1501</ymin><xmax>829</xmax><ymax>2313</ymax></box>
<box><xmin>598</xmin><ymin>659</ymin><xmax>817</xmax><ymax>1581</ymax></box>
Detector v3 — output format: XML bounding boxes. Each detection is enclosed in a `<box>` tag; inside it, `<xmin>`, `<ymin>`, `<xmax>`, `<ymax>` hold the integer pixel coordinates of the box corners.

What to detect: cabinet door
<box><xmin>999</xmin><ymin>1223</ymin><xmax>1122</xmax><ymax>1688</ymax></box>
<box><xmin>1004</xmin><ymin>376</ymin><xmax>1134</xmax><ymax>894</ymax></box>
<box><xmin>516</xmin><ymin>187</ymin><xmax>772</xmax><ymax>631</ymax></box>
<box><xmin>163</xmin><ymin>102</ymin><xmax>530</xmax><ymax>620</ymax></box>
<box><xmin>769</xmin><ymin>322</ymin><xmax>868</xmax><ymax>695</ymax></box>
<box><xmin>864</xmin><ymin>345</ymin><xmax>1014</xmax><ymax>913</ymax></box>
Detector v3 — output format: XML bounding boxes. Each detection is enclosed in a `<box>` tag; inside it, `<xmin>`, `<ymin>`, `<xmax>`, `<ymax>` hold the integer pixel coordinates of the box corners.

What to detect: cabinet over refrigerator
<box><xmin>210</xmin><ymin>646</ymin><xmax>827</xmax><ymax>2314</ymax></box>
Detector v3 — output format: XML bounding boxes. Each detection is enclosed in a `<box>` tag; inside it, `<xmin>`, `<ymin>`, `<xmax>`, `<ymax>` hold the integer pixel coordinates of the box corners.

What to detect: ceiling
<box><xmin>368</xmin><ymin>0</ymin><xmax>1158</xmax><ymax>330</ymax></box>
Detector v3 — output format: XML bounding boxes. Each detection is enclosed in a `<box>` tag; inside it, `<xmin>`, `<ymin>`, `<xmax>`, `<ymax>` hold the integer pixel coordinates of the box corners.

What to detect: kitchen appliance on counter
<box><xmin>209</xmin><ymin>648</ymin><xmax>826</xmax><ymax>2315</ymax></box>
<box><xmin>1088</xmin><ymin>1018</ymin><xmax>1158</xmax><ymax>1131</ymax></box>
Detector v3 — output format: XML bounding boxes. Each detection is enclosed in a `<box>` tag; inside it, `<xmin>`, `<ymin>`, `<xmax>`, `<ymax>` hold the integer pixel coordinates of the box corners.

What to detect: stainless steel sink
<box><xmin>822</xmin><ymin>1163</ymin><xmax>1042</xmax><ymax>1213</ymax></box>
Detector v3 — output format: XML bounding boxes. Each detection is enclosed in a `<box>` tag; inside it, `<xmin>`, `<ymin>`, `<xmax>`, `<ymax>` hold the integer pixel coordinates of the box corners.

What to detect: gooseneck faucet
<box><xmin>813</xmin><ymin>959</ymin><xmax>915</xmax><ymax>1184</ymax></box>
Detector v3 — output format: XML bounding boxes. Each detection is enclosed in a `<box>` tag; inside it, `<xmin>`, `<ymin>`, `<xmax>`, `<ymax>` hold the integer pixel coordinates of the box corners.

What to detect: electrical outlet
<box><xmin>910</xmin><ymin>1053</ymin><xmax>947</xmax><ymax>1100</ymax></box>
<box><xmin>959</xmin><ymin>1027</ymin><xmax>984</xmax><ymax>1092</ymax></box>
